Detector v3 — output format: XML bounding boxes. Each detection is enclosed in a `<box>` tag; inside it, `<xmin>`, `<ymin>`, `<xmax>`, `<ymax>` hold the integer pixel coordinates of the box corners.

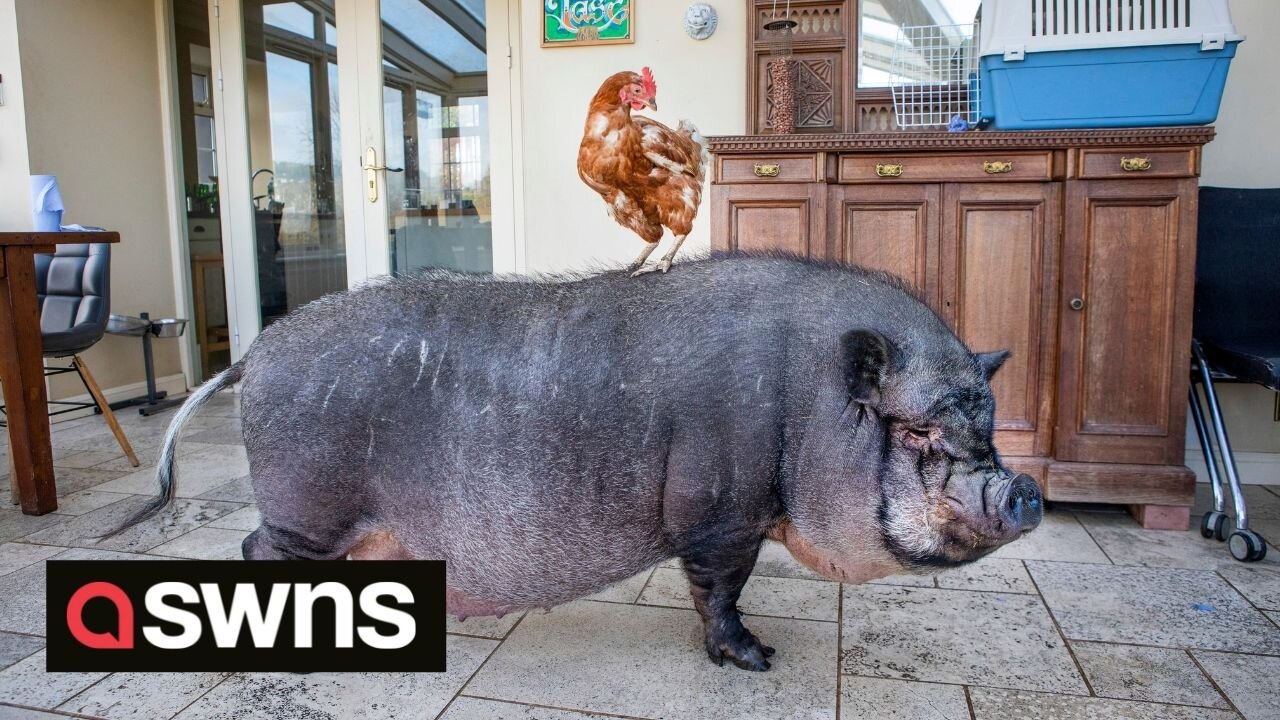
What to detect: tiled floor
<box><xmin>2</xmin><ymin>395</ymin><xmax>1279</xmax><ymax>719</ymax></box>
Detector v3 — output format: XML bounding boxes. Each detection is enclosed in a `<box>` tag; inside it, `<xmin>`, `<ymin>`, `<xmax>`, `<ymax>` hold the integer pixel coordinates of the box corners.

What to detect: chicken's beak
<box><xmin>646</xmin><ymin>97</ymin><xmax>658</xmax><ymax>111</ymax></box>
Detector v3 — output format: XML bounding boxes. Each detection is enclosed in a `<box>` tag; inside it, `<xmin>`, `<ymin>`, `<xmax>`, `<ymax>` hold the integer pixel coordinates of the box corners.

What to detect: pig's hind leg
<box><xmin>679</xmin><ymin>534</ymin><xmax>776</xmax><ymax>671</ymax></box>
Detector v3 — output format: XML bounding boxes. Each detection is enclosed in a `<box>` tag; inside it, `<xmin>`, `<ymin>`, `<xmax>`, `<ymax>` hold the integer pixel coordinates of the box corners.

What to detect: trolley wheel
<box><xmin>1213</xmin><ymin>513</ymin><xmax>1230</xmax><ymax>541</ymax></box>
<box><xmin>1201</xmin><ymin>511</ymin><xmax>1229</xmax><ymax>540</ymax></box>
<box><xmin>1227</xmin><ymin>530</ymin><xmax>1268</xmax><ymax>563</ymax></box>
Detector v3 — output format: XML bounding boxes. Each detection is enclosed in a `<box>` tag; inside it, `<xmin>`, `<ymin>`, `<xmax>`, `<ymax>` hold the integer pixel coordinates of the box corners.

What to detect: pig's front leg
<box><xmin>680</xmin><ymin>538</ymin><xmax>775</xmax><ymax>671</ymax></box>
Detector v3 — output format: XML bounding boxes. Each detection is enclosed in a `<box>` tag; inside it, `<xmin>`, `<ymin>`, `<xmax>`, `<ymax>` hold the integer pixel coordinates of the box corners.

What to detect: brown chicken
<box><xmin>578</xmin><ymin>68</ymin><xmax>708</xmax><ymax>276</ymax></box>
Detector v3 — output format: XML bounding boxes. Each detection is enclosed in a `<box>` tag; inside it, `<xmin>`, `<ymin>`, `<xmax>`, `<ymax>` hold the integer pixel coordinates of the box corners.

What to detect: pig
<box><xmin>115</xmin><ymin>253</ymin><xmax>1041</xmax><ymax>671</ymax></box>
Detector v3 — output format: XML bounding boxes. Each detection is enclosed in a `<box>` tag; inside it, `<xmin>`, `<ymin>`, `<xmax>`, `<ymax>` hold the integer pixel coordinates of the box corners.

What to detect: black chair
<box><xmin>0</xmin><ymin>243</ymin><xmax>139</xmax><ymax>467</ymax></box>
<box><xmin>1189</xmin><ymin>187</ymin><xmax>1278</xmax><ymax>562</ymax></box>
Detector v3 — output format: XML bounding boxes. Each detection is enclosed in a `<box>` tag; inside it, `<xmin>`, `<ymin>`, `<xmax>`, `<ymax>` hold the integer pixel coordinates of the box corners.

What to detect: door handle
<box><xmin>361</xmin><ymin>147</ymin><xmax>404</xmax><ymax>203</ymax></box>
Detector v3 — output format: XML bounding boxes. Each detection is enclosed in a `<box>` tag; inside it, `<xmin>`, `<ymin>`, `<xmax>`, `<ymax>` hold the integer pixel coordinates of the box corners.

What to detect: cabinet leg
<box><xmin>1129</xmin><ymin>504</ymin><xmax>1191</xmax><ymax>531</ymax></box>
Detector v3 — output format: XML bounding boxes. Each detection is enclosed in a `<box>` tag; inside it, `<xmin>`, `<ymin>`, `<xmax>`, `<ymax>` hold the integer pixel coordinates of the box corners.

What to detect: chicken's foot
<box><xmin>631</xmin><ymin>234</ymin><xmax>687</xmax><ymax>277</ymax></box>
<box><xmin>627</xmin><ymin>242</ymin><xmax>660</xmax><ymax>275</ymax></box>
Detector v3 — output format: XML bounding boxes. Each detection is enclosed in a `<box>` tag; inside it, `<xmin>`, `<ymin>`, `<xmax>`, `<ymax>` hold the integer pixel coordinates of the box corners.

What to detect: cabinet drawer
<box><xmin>1077</xmin><ymin>148</ymin><xmax>1197</xmax><ymax>179</ymax></box>
<box><xmin>717</xmin><ymin>155</ymin><xmax>819</xmax><ymax>183</ymax></box>
<box><xmin>839</xmin><ymin>152</ymin><xmax>1054</xmax><ymax>183</ymax></box>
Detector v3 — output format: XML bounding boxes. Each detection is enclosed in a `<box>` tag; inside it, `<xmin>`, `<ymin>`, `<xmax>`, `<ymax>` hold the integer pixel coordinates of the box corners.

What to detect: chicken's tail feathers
<box><xmin>677</xmin><ymin>119</ymin><xmax>710</xmax><ymax>183</ymax></box>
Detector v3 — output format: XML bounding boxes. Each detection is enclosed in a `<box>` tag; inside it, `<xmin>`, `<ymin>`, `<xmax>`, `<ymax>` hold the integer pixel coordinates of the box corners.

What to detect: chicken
<box><xmin>578</xmin><ymin>67</ymin><xmax>708</xmax><ymax>276</ymax></box>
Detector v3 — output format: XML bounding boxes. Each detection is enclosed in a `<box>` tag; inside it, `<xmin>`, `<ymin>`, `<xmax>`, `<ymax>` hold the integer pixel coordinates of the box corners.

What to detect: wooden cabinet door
<box><xmin>710</xmin><ymin>182</ymin><xmax>825</xmax><ymax>257</ymax></box>
<box><xmin>830</xmin><ymin>184</ymin><xmax>940</xmax><ymax>306</ymax></box>
<box><xmin>941</xmin><ymin>183</ymin><xmax>1060</xmax><ymax>458</ymax></box>
<box><xmin>1056</xmin><ymin>179</ymin><xmax>1198</xmax><ymax>465</ymax></box>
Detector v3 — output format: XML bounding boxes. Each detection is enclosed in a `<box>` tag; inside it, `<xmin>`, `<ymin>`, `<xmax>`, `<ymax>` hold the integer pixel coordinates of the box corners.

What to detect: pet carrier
<box><xmin>978</xmin><ymin>0</ymin><xmax>1243</xmax><ymax>129</ymax></box>
<box><xmin>889</xmin><ymin>23</ymin><xmax>982</xmax><ymax>129</ymax></box>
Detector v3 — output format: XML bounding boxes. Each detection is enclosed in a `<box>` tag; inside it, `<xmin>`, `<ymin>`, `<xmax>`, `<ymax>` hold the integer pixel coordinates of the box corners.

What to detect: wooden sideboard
<box><xmin>708</xmin><ymin>127</ymin><xmax>1215</xmax><ymax>529</ymax></box>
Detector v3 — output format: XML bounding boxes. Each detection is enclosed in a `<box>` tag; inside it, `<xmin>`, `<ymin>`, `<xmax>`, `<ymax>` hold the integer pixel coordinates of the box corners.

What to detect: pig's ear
<box><xmin>841</xmin><ymin>329</ymin><xmax>896</xmax><ymax>405</ymax></box>
<box><xmin>975</xmin><ymin>350</ymin><xmax>1011</xmax><ymax>380</ymax></box>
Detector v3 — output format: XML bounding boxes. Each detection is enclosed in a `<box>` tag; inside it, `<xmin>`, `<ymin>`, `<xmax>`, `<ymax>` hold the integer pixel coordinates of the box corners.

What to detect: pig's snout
<box><xmin>999</xmin><ymin>474</ymin><xmax>1042</xmax><ymax>535</ymax></box>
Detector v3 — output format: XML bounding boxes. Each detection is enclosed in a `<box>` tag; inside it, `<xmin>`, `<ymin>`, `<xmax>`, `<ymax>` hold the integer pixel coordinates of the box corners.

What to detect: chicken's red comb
<box><xmin>641</xmin><ymin>67</ymin><xmax>657</xmax><ymax>97</ymax></box>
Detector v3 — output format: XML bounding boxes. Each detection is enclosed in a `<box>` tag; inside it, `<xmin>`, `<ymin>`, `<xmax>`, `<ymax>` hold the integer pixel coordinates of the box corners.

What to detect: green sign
<box><xmin>543</xmin><ymin>0</ymin><xmax>634</xmax><ymax>47</ymax></box>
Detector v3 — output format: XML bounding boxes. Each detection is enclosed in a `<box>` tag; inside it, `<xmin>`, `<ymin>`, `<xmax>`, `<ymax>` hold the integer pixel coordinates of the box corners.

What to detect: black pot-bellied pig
<box><xmin>116</xmin><ymin>254</ymin><xmax>1041</xmax><ymax>671</ymax></box>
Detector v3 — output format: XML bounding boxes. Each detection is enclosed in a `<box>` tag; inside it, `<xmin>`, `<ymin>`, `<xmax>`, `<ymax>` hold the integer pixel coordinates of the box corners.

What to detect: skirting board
<box><xmin>1185</xmin><ymin>449</ymin><xmax>1280</xmax><ymax>486</ymax></box>
<box><xmin>46</xmin><ymin>372</ymin><xmax>188</xmax><ymax>424</ymax></box>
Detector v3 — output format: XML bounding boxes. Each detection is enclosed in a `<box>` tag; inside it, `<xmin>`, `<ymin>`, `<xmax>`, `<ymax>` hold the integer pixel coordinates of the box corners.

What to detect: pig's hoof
<box><xmin>706</xmin><ymin>631</ymin><xmax>775</xmax><ymax>671</ymax></box>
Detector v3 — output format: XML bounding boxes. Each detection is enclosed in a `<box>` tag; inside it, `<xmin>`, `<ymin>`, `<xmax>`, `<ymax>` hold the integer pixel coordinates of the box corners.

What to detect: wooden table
<box><xmin>1</xmin><ymin>232</ymin><xmax>121</xmax><ymax>515</ymax></box>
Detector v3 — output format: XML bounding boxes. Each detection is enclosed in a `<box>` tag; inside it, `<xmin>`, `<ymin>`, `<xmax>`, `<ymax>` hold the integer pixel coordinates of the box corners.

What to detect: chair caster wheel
<box><xmin>1201</xmin><ymin>511</ymin><xmax>1229</xmax><ymax>541</ymax></box>
<box><xmin>1228</xmin><ymin>530</ymin><xmax>1267</xmax><ymax>563</ymax></box>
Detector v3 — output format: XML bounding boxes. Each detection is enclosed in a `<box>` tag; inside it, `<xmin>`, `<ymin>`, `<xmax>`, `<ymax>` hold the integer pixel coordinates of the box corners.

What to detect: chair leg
<box><xmin>71</xmin><ymin>355</ymin><xmax>140</xmax><ymax>467</ymax></box>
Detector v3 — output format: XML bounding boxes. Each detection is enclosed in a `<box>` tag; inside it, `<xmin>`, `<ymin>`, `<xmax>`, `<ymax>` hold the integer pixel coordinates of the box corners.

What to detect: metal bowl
<box><xmin>149</xmin><ymin>318</ymin><xmax>188</xmax><ymax>338</ymax></box>
<box><xmin>106</xmin><ymin>314</ymin><xmax>149</xmax><ymax>337</ymax></box>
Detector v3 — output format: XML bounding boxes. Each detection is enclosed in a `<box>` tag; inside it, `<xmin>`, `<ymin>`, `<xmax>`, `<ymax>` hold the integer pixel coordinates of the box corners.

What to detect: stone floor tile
<box><xmin>53</xmin><ymin>448</ymin><xmax>122</xmax><ymax>469</ymax></box>
<box><xmin>865</xmin><ymin>573</ymin><xmax>936</xmax><ymax>589</ymax></box>
<box><xmin>841</xmin><ymin>585</ymin><xmax>1086</xmax><ymax>694</ymax></box>
<box><xmin>195</xmin><ymin>476</ymin><xmax>255</xmax><ymax>504</ymax></box>
<box><xmin>93</xmin><ymin>446</ymin><xmax>248</xmax><ymax>498</ymax></box>
<box><xmin>0</xmin><ymin>544</ymin><xmax>65</xmax><ymax>578</ymax></box>
<box><xmin>0</xmin><ymin>704</ymin><xmax>70</xmax><ymax>719</ymax></box>
<box><xmin>204</xmin><ymin>506</ymin><xmax>260</xmax><ymax>532</ymax></box>
<box><xmin>968</xmin><ymin>687</ymin><xmax>1237</xmax><ymax>720</ymax></box>
<box><xmin>149</xmin><ymin>527</ymin><xmax>251</xmax><ymax>560</ymax></box>
<box><xmin>51</xmin><ymin>490</ymin><xmax>134</xmax><ymax>517</ymax></box>
<box><xmin>839</xmin><ymin>677</ymin><xmax>971</xmax><ymax>720</ymax></box>
<box><xmin>183</xmin><ymin>421</ymin><xmax>244</xmax><ymax>446</ymax></box>
<box><xmin>1193</xmin><ymin>651</ymin><xmax>1280</xmax><ymax>720</ymax></box>
<box><xmin>464</xmin><ymin>601</ymin><xmax>837</xmax><ymax>720</ymax></box>
<box><xmin>1266</xmin><ymin>610</ymin><xmax>1279</xmax><ymax>626</ymax></box>
<box><xmin>49</xmin><ymin>467</ymin><xmax>131</xmax><ymax>497</ymax></box>
<box><xmin>934</xmin><ymin>557</ymin><xmax>1036</xmax><ymax>594</ymax></box>
<box><xmin>0</xmin><ymin>634</ymin><xmax>42</xmax><ymax>671</ymax></box>
<box><xmin>752</xmin><ymin>540</ymin><xmax>828</xmax><ymax>582</ymax></box>
<box><xmin>442</xmin><ymin>696</ymin><xmax>615</xmax><ymax>719</ymax></box>
<box><xmin>89</xmin><ymin>442</ymin><xmax>221</xmax><ymax>474</ymax></box>
<box><xmin>1028</xmin><ymin>561</ymin><xmax>1280</xmax><ymax>654</ymax></box>
<box><xmin>0</xmin><ymin>511</ymin><xmax>65</xmax><ymax>545</ymax></box>
<box><xmin>173</xmin><ymin>637</ymin><xmax>496</xmax><ymax>719</ymax></box>
<box><xmin>0</xmin><ymin>548</ymin><xmax>162</xmax><ymax>636</ymax></box>
<box><xmin>584</xmin><ymin>568</ymin><xmax>652</xmax><ymax>604</ymax></box>
<box><xmin>0</xmin><ymin>650</ymin><xmax>107</xmax><ymax>709</ymax></box>
<box><xmin>51</xmin><ymin>432</ymin><xmax>158</xmax><ymax>464</ymax></box>
<box><xmin>20</xmin><ymin>496</ymin><xmax>240</xmax><ymax>554</ymax></box>
<box><xmin>989</xmin><ymin>513</ymin><xmax>1110</xmax><ymax>564</ymax></box>
<box><xmin>640</xmin><ymin>567</ymin><xmax>839</xmax><ymax>621</ymax></box>
<box><xmin>1070</xmin><ymin>641</ymin><xmax>1228</xmax><ymax>708</ymax></box>
<box><xmin>1075</xmin><ymin>512</ymin><xmax>1280</xmax><ymax>572</ymax></box>
<box><xmin>1218</xmin><ymin>565</ymin><xmax>1280</xmax><ymax>611</ymax></box>
<box><xmin>57</xmin><ymin>672</ymin><xmax>228</xmax><ymax>719</ymax></box>
<box><xmin>447</xmin><ymin>613</ymin><xmax>525</xmax><ymax>640</ymax></box>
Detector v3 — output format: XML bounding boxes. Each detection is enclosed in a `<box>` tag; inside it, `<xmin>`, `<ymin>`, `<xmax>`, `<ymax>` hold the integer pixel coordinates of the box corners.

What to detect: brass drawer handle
<box><xmin>1121</xmin><ymin>157</ymin><xmax>1152</xmax><ymax>172</ymax></box>
<box><xmin>984</xmin><ymin>160</ymin><xmax>1014</xmax><ymax>174</ymax></box>
<box><xmin>753</xmin><ymin>163</ymin><xmax>781</xmax><ymax>177</ymax></box>
<box><xmin>875</xmin><ymin>163</ymin><xmax>904</xmax><ymax>178</ymax></box>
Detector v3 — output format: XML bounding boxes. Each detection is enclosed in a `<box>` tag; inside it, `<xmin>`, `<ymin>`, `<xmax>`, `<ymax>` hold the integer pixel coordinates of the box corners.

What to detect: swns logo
<box><xmin>47</xmin><ymin>561</ymin><xmax>445</xmax><ymax>672</ymax></box>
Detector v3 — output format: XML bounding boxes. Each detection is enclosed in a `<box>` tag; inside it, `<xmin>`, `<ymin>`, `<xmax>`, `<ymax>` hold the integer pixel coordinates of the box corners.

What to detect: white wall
<box><xmin>515</xmin><ymin>3</ymin><xmax>746</xmax><ymax>273</ymax></box>
<box><xmin>17</xmin><ymin>0</ymin><xmax>183</xmax><ymax>398</ymax></box>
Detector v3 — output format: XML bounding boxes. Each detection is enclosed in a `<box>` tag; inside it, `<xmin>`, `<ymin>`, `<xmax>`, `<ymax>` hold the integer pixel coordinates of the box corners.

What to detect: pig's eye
<box><xmin>901</xmin><ymin>426</ymin><xmax>936</xmax><ymax>452</ymax></box>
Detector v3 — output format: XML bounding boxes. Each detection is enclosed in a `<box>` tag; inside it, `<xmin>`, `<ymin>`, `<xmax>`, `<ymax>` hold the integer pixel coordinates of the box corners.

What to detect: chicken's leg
<box><xmin>631</xmin><ymin>234</ymin><xmax>687</xmax><ymax>277</ymax></box>
<box><xmin>627</xmin><ymin>241</ymin><xmax>660</xmax><ymax>276</ymax></box>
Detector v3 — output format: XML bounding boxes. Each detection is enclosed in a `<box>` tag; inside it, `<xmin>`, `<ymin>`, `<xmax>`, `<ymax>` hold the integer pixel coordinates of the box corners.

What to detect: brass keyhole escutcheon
<box><xmin>1069</xmin><ymin>298</ymin><xmax>1085</xmax><ymax>311</ymax></box>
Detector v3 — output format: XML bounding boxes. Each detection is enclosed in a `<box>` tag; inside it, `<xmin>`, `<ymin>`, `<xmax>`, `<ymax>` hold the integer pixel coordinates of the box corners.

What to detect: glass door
<box><xmin>206</xmin><ymin>0</ymin><xmax>506</xmax><ymax>358</ymax></box>
<box><xmin>241</xmin><ymin>0</ymin><xmax>347</xmax><ymax>326</ymax></box>
<box><xmin>370</xmin><ymin>0</ymin><xmax>494</xmax><ymax>276</ymax></box>
<box><xmin>350</xmin><ymin>0</ymin><xmax>499</xmax><ymax>274</ymax></box>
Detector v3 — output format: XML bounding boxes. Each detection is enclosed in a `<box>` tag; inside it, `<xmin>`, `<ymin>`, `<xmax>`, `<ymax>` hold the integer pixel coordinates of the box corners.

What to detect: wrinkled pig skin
<box><xmin>157</xmin><ymin>254</ymin><xmax>1042</xmax><ymax>671</ymax></box>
